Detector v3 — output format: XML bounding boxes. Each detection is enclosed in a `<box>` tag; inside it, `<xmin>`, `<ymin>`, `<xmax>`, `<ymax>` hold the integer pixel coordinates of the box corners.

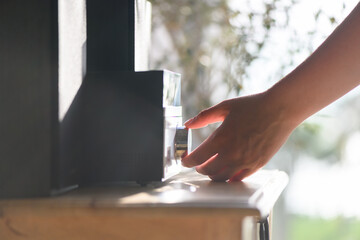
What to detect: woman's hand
<box><xmin>181</xmin><ymin>92</ymin><xmax>297</xmax><ymax>182</ymax></box>
<box><xmin>182</xmin><ymin>3</ymin><xmax>360</xmax><ymax>181</ymax></box>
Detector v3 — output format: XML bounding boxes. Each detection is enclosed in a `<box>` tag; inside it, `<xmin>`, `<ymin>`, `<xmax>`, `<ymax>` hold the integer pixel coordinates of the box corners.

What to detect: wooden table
<box><xmin>0</xmin><ymin>169</ymin><xmax>288</xmax><ymax>240</ymax></box>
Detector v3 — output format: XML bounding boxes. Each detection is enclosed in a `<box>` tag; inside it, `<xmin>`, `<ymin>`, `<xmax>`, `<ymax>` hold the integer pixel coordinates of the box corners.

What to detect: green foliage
<box><xmin>286</xmin><ymin>119</ymin><xmax>343</xmax><ymax>161</ymax></box>
<box><xmin>150</xmin><ymin>0</ymin><xmax>353</xmax><ymax>150</ymax></box>
<box><xmin>289</xmin><ymin>215</ymin><xmax>360</xmax><ymax>240</ymax></box>
<box><xmin>287</xmin><ymin>121</ymin><xmax>328</xmax><ymax>158</ymax></box>
<box><xmin>150</xmin><ymin>0</ymin><xmax>295</xmax><ymax>140</ymax></box>
<box><xmin>149</xmin><ymin>0</ymin><xmax>292</xmax><ymax>118</ymax></box>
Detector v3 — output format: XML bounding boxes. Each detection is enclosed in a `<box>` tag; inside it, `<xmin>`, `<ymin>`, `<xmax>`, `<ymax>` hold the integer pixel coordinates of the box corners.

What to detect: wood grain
<box><xmin>0</xmin><ymin>207</ymin><xmax>256</xmax><ymax>240</ymax></box>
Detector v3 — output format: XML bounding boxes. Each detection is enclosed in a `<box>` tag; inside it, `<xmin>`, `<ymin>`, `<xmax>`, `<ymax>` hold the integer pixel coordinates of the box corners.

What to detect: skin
<box><xmin>181</xmin><ymin>2</ymin><xmax>360</xmax><ymax>182</ymax></box>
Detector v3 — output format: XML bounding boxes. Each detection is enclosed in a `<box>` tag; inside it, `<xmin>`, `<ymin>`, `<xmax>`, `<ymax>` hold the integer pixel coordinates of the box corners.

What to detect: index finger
<box><xmin>181</xmin><ymin>135</ymin><xmax>218</xmax><ymax>168</ymax></box>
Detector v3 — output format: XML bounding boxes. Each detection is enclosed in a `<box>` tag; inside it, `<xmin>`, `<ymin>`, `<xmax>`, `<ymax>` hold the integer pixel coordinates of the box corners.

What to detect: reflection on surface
<box><xmin>116</xmin><ymin>170</ymin><xmax>287</xmax><ymax>208</ymax></box>
<box><xmin>58</xmin><ymin>169</ymin><xmax>287</xmax><ymax>219</ymax></box>
<box><xmin>163</xmin><ymin>70</ymin><xmax>183</xmax><ymax>180</ymax></box>
<box><xmin>163</xmin><ymin>70</ymin><xmax>181</xmax><ymax>107</ymax></box>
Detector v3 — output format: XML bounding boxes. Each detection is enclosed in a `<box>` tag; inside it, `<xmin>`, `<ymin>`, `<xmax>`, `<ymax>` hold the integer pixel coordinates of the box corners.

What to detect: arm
<box><xmin>182</xmin><ymin>3</ymin><xmax>360</xmax><ymax>181</ymax></box>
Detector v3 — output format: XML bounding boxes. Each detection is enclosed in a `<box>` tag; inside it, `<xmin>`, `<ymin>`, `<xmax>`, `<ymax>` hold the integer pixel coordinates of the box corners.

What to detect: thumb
<box><xmin>184</xmin><ymin>102</ymin><xmax>229</xmax><ymax>129</ymax></box>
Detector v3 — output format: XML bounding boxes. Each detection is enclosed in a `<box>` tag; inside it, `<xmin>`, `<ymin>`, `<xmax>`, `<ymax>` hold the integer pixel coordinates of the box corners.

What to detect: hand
<box><xmin>185</xmin><ymin>3</ymin><xmax>360</xmax><ymax>181</ymax></box>
<box><xmin>182</xmin><ymin>92</ymin><xmax>296</xmax><ymax>182</ymax></box>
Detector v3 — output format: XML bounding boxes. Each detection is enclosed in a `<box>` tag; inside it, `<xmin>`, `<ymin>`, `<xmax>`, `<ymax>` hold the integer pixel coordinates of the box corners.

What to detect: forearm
<box><xmin>182</xmin><ymin>3</ymin><xmax>360</xmax><ymax>181</ymax></box>
<box><xmin>267</xmin><ymin>2</ymin><xmax>360</xmax><ymax>125</ymax></box>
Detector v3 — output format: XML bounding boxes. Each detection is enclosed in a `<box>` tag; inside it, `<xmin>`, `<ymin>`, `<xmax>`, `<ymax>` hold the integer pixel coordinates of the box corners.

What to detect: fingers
<box><xmin>184</xmin><ymin>102</ymin><xmax>229</xmax><ymax>129</ymax></box>
<box><xmin>182</xmin><ymin>101</ymin><xmax>230</xmax><ymax>167</ymax></box>
<box><xmin>194</xmin><ymin>151</ymin><xmax>256</xmax><ymax>181</ymax></box>
<box><xmin>181</xmin><ymin>136</ymin><xmax>219</xmax><ymax>167</ymax></box>
<box><xmin>183</xmin><ymin>138</ymin><xmax>259</xmax><ymax>181</ymax></box>
<box><xmin>209</xmin><ymin>167</ymin><xmax>257</xmax><ymax>182</ymax></box>
<box><xmin>208</xmin><ymin>167</ymin><xmax>242</xmax><ymax>182</ymax></box>
<box><xmin>195</xmin><ymin>153</ymin><xmax>226</xmax><ymax>176</ymax></box>
<box><xmin>229</xmin><ymin>169</ymin><xmax>255</xmax><ymax>182</ymax></box>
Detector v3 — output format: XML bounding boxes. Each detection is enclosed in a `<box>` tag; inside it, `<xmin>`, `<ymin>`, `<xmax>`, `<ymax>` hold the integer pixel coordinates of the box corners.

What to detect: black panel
<box><xmin>87</xmin><ymin>0</ymin><xmax>135</xmax><ymax>72</ymax></box>
<box><xmin>0</xmin><ymin>0</ymin><xmax>58</xmax><ymax>198</ymax></box>
<box><xmin>60</xmin><ymin>71</ymin><xmax>164</xmax><ymax>186</ymax></box>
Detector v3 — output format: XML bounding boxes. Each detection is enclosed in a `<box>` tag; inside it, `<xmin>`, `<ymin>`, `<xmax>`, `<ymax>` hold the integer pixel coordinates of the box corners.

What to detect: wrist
<box><xmin>262</xmin><ymin>84</ymin><xmax>303</xmax><ymax>130</ymax></box>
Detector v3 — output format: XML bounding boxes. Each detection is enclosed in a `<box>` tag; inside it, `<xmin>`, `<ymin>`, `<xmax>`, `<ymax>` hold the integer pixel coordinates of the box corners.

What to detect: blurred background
<box><xmin>148</xmin><ymin>0</ymin><xmax>360</xmax><ymax>239</ymax></box>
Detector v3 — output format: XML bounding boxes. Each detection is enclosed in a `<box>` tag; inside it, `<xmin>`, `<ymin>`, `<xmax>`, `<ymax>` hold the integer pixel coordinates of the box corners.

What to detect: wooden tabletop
<box><xmin>0</xmin><ymin>169</ymin><xmax>288</xmax><ymax>240</ymax></box>
<box><xmin>0</xmin><ymin>169</ymin><xmax>288</xmax><ymax>218</ymax></box>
